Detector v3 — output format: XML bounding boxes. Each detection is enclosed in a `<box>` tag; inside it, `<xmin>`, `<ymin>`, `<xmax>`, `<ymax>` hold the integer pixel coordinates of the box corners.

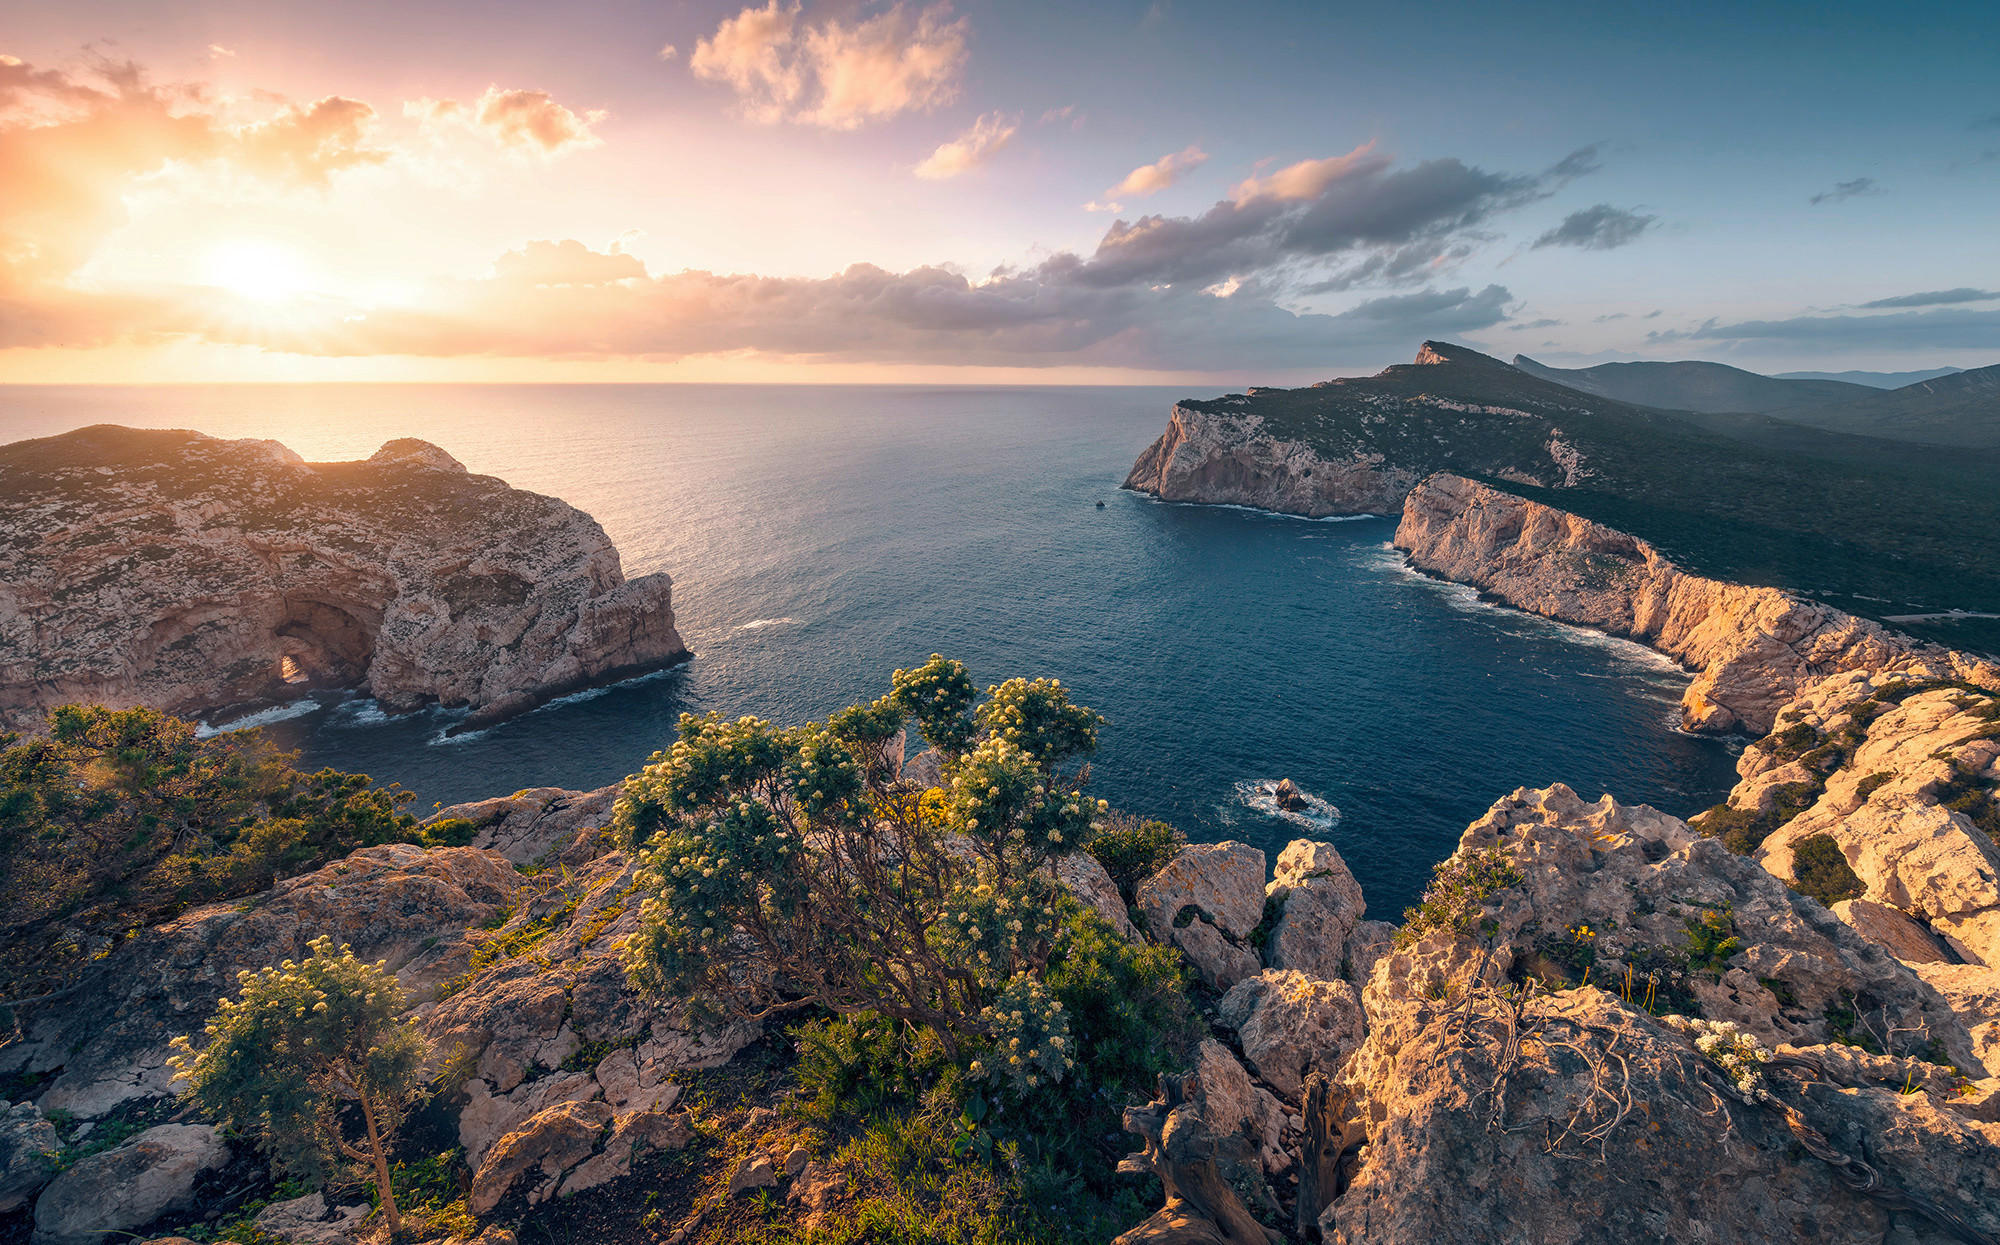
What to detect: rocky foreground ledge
<box><xmin>0</xmin><ymin>426</ymin><xmax>687</xmax><ymax>732</ymax></box>
<box><xmin>3</xmin><ymin>759</ymin><xmax>1997</xmax><ymax>1244</ymax></box>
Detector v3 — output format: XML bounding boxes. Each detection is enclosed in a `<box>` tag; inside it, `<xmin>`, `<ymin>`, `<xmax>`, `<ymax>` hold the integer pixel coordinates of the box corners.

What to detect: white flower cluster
<box><xmin>1664</xmin><ymin>1015</ymin><xmax>1772</xmax><ymax>1097</ymax></box>
<box><xmin>969</xmin><ymin>972</ymin><xmax>1074</xmax><ymax>1095</ymax></box>
<box><xmin>934</xmin><ymin>876</ymin><xmax>1061</xmax><ymax>984</ymax></box>
<box><xmin>946</xmin><ymin>735</ymin><xmax>1094</xmax><ymax>857</ymax></box>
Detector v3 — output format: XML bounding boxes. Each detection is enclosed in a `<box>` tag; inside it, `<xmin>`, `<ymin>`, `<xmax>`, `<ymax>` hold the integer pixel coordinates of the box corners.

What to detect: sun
<box><xmin>203</xmin><ymin>239</ymin><xmax>313</xmax><ymax>303</ymax></box>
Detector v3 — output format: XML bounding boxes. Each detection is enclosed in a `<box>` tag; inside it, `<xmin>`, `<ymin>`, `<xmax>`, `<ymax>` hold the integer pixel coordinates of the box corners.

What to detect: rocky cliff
<box><xmin>1394</xmin><ymin>473</ymin><xmax>2000</xmax><ymax>734</ymax></box>
<box><xmin>0</xmin><ymin>425</ymin><xmax>687</xmax><ymax>732</ymax></box>
<box><xmin>1121</xmin><ymin>405</ymin><xmax>1420</xmax><ymax>516</ymax></box>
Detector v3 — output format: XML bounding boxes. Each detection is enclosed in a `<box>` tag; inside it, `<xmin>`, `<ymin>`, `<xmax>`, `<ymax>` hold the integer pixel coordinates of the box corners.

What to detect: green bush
<box><xmin>171</xmin><ymin>936</ymin><xmax>431</xmax><ymax>1235</ymax></box>
<box><xmin>1683</xmin><ymin>909</ymin><xmax>1742</xmax><ymax>975</ymax></box>
<box><xmin>1085</xmin><ymin>813</ymin><xmax>1184</xmax><ymax>902</ymax></box>
<box><xmin>1790</xmin><ymin>835</ymin><xmax>1865</xmax><ymax>907</ymax></box>
<box><xmin>1697</xmin><ymin>781</ymin><xmax>1822</xmax><ymax>855</ymax></box>
<box><xmin>1397</xmin><ymin>846</ymin><xmax>1523</xmax><ymax>947</ymax></box>
<box><xmin>621</xmin><ymin>658</ymin><xmax>1108</xmax><ymax>1081</ymax></box>
<box><xmin>0</xmin><ymin>706</ymin><xmax>431</xmax><ymax>997</ymax></box>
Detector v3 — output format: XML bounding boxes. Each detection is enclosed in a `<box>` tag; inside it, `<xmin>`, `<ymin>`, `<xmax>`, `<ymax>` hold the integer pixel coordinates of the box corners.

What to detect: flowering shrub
<box><xmin>169</xmin><ymin>936</ymin><xmax>429</xmax><ymax>1234</ymax></box>
<box><xmin>621</xmin><ymin>658</ymin><xmax>1105</xmax><ymax>1065</ymax></box>
<box><xmin>1663</xmin><ymin>1015</ymin><xmax>1772</xmax><ymax>1097</ymax></box>
<box><xmin>970</xmin><ymin>974</ymin><xmax>1074</xmax><ymax>1094</ymax></box>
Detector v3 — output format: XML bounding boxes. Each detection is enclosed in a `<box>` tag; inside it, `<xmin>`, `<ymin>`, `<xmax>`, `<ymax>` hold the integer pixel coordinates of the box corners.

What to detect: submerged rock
<box><xmin>0</xmin><ymin>425</ymin><xmax>688</xmax><ymax>734</ymax></box>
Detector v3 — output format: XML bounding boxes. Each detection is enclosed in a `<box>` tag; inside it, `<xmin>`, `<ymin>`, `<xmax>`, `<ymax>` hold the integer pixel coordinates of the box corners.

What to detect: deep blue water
<box><xmin>0</xmin><ymin>384</ymin><xmax>1739</xmax><ymax>915</ymax></box>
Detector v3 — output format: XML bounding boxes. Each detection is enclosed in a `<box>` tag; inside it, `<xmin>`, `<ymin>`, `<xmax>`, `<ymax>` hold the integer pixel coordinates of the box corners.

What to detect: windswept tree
<box><xmin>170</xmin><ymin>936</ymin><xmax>430</xmax><ymax>1235</ymax></box>
<box><xmin>620</xmin><ymin>656</ymin><xmax>1110</xmax><ymax>1089</ymax></box>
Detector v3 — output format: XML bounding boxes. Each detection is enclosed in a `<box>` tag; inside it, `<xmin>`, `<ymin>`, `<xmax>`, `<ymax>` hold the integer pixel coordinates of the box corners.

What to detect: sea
<box><xmin>0</xmin><ymin>384</ymin><xmax>1741</xmax><ymax>914</ymax></box>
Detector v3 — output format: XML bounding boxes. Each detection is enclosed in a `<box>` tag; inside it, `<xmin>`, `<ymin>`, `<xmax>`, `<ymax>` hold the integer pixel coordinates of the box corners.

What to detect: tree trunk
<box><xmin>358</xmin><ymin>1086</ymin><xmax>401</xmax><ymax>1237</ymax></box>
<box><xmin>1296</xmin><ymin>1074</ymin><xmax>1356</xmax><ymax>1239</ymax></box>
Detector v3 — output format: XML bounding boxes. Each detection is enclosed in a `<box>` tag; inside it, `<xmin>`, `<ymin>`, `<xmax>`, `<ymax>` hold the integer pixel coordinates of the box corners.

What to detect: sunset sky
<box><xmin>2</xmin><ymin>0</ymin><xmax>1996</xmax><ymax>384</ymax></box>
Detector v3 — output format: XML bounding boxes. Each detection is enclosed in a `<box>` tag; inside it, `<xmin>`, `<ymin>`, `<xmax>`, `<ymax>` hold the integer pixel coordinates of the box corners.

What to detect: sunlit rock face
<box><xmin>0</xmin><ymin>424</ymin><xmax>687</xmax><ymax>732</ymax></box>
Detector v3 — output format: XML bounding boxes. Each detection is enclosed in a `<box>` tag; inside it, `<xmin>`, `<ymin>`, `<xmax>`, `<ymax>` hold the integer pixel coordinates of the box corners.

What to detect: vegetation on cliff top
<box><xmin>0</xmin><ymin>705</ymin><xmax>470</xmax><ymax>1001</ymax></box>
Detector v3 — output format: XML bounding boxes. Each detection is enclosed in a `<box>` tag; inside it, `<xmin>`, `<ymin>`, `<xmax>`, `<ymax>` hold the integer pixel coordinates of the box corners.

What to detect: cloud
<box><xmin>0</xmin><ymin>54</ymin><xmax>388</xmax><ymax>284</ymax></box>
<box><xmin>1857</xmin><ymin>287</ymin><xmax>1999</xmax><ymax>309</ymax></box>
<box><xmin>1810</xmin><ymin>177</ymin><xmax>1879</xmax><ymax>205</ymax></box>
<box><xmin>1082</xmin><ymin>200</ymin><xmax>1122</xmax><ymax>213</ymax></box>
<box><xmin>1506</xmin><ymin>317</ymin><xmax>1563</xmax><ymax>331</ymax></box>
<box><xmin>493</xmin><ymin>239</ymin><xmax>645</xmax><ymax>286</ymax></box>
<box><xmin>1040</xmin><ymin>104</ymin><xmax>1080</xmax><ymax>128</ymax></box>
<box><xmin>1652</xmin><ymin>305</ymin><xmax>2000</xmax><ymax>353</ymax></box>
<box><xmin>1229</xmin><ymin>143</ymin><xmax>1384</xmax><ymax>203</ymax></box>
<box><xmin>1971</xmin><ymin>112</ymin><xmax>2000</xmax><ymax>131</ymax></box>
<box><xmin>914</xmin><ymin>111</ymin><xmax>1017</xmax><ymax>179</ymax></box>
<box><xmin>689</xmin><ymin>1</ymin><xmax>969</xmax><ymax>130</ymax></box>
<box><xmin>1064</xmin><ymin>142</ymin><xmax>1591</xmax><ymax>294</ymax></box>
<box><xmin>1594</xmin><ymin>312</ymin><xmax>1628</xmax><ymax>322</ymax></box>
<box><xmin>1530</xmin><ymin>203</ymin><xmax>1657</xmax><ymax>251</ymax></box>
<box><xmin>208</xmin><ymin>44</ymin><xmax>236</xmax><ymax>59</ymax></box>
<box><xmin>1108</xmin><ymin>145</ymin><xmax>1207</xmax><ymax>198</ymax></box>
<box><xmin>658</xmin><ymin>44</ymin><xmax>679</xmax><ymax>61</ymax></box>
<box><xmin>412</xmin><ymin>87</ymin><xmax>605</xmax><ymax>154</ymax></box>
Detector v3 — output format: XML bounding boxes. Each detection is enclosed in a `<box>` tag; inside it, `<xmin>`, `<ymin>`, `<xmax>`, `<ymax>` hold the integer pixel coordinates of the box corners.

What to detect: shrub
<box><xmin>1085</xmin><ymin>813</ymin><xmax>1184</xmax><ymax>902</ymax></box>
<box><xmin>0</xmin><ymin>706</ymin><xmax>430</xmax><ymax>997</ymax></box>
<box><xmin>1696</xmin><ymin>781</ymin><xmax>1821</xmax><ymax>855</ymax></box>
<box><xmin>1683</xmin><ymin>909</ymin><xmax>1742</xmax><ymax>975</ymax></box>
<box><xmin>1396</xmin><ymin>846</ymin><xmax>1523</xmax><ymax>947</ymax></box>
<box><xmin>171</xmin><ymin>937</ymin><xmax>430</xmax><ymax>1235</ymax></box>
<box><xmin>621</xmin><ymin>658</ymin><xmax>1105</xmax><ymax>1067</ymax></box>
<box><xmin>1790</xmin><ymin>835</ymin><xmax>1864</xmax><ymax>907</ymax></box>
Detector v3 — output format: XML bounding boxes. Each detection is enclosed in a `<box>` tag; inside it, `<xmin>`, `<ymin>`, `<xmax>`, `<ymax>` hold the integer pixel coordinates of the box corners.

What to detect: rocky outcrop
<box><xmin>1395</xmin><ymin>473</ymin><xmax>2000</xmax><ymax>734</ymax></box>
<box><xmin>1217</xmin><ymin>970</ymin><xmax>1364</xmax><ymax>1101</ymax></box>
<box><xmin>31</xmin><ymin>1124</ymin><xmax>228</xmax><ymax>1245</ymax></box>
<box><xmin>1137</xmin><ymin>841</ymin><xmax>1267</xmax><ymax>990</ymax></box>
<box><xmin>1123</xmin><ymin>405</ymin><xmax>1417</xmax><ymax>517</ymax></box>
<box><xmin>0</xmin><ymin>1103</ymin><xmax>58</xmax><ymax>1214</ymax></box>
<box><xmin>1261</xmin><ymin>840</ymin><xmax>1367</xmax><ymax>984</ymax></box>
<box><xmin>1322</xmin><ymin>784</ymin><xmax>2000</xmax><ymax>1244</ymax></box>
<box><xmin>0</xmin><ymin>425</ymin><xmax>687</xmax><ymax>733</ymax></box>
<box><xmin>1700</xmin><ymin>671</ymin><xmax>2000</xmax><ymax>1068</ymax></box>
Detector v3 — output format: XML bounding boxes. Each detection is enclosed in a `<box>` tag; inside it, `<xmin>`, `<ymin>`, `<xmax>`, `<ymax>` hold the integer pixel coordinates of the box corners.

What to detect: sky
<box><xmin>0</xmin><ymin>0</ymin><xmax>1995</xmax><ymax>385</ymax></box>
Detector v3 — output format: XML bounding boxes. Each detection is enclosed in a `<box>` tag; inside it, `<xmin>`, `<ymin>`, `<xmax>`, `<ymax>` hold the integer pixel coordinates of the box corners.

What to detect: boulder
<box><xmin>558</xmin><ymin>1108</ymin><xmax>691</xmax><ymax>1197</ymax></box>
<box><xmin>251</xmin><ymin>1192</ymin><xmax>370</xmax><ymax>1245</ymax></box>
<box><xmin>431</xmin><ymin>784</ymin><xmax>621</xmax><ymax>867</ymax></box>
<box><xmin>728</xmin><ymin>1155</ymin><xmax>779</xmax><ymax>1195</ymax></box>
<box><xmin>1263</xmin><ymin>839</ymin><xmax>1366</xmax><ymax>981</ymax></box>
<box><xmin>0</xmin><ymin>1102</ymin><xmax>58</xmax><ymax>1214</ymax></box>
<box><xmin>1217</xmin><ymin>970</ymin><xmax>1365</xmax><ymax>1101</ymax></box>
<box><xmin>1052</xmin><ymin>852</ymin><xmax>1140</xmax><ymax>941</ymax></box>
<box><xmin>1273</xmin><ymin>779</ymin><xmax>1308</xmax><ymax>811</ymax></box>
<box><xmin>31</xmin><ymin>1124</ymin><xmax>228</xmax><ymax>1245</ymax></box>
<box><xmin>1831</xmin><ymin>899</ymin><xmax>1949</xmax><ymax>965</ymax></box>
<box><xmin>1137</xmin><ymin>842</ymin><xmax>1267</xmax><ymax>990</ymax></box>
<box><xmin>469</xmin><ymin>1099</ymin><xmax>615</xmax><ymax>1215</ymax></box>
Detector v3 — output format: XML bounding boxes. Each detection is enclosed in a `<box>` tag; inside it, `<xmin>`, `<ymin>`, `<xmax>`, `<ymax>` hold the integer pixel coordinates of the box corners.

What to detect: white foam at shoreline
<box><xmin>423</xmin><ymin>658</ymin><xmax>691</xmax><ymax>746</ymax></box>
<box><xmin>1368</xmin><ymin>545</ymin><xmax>1690</xmax><ymax>678</ymax></box>
<box><xmin>1140</xmin><ymin>496</ymin><xmax>1387</xmax><ymax>523</ymax></box>
<box><xmin>195</xmin><ymin>698</ymin><xmax>325</xmax><ymax>737</ymax></box>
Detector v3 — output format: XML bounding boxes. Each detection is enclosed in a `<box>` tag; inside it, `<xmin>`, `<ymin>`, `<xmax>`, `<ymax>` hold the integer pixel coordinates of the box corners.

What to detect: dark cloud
<box><xmin>1053</xmin><ymin>143</ymin><xmax>1595</xmax><ymax>293</ymax></box>
<box><xmin>1858</xmin><ymin>287</ymin><xmax>1999</xmax><ymax>309</ymax></box>
<box><xmin>1507</xmin><ymin>317</ymin><xmax>1563</xmax><ymax>331</ymax></box>
<box><xmin>1809</xmin><ymin>177</ymin><xmax>1879</xmax><ymax>205</ymax></box>
<box><xmin>1652</xmin><ymin>305</ymin><xmax>2000</xmax><ymax>353</ymax></box>
<box><xmin>1594</xmin><ymin>312</ymin><xmax>1628</xmax><ymax>322</ymax></box>
<box><xmin>1530</xmin><ymin>204</ymin><xmax>1657</xmax><ymax>251</ymax></box>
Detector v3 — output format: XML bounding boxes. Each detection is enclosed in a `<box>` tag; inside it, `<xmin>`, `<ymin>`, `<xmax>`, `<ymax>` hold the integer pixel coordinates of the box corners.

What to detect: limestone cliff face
<box><xmin>1122</xmin><ymin>405</ymin><xmax>1418</xmax><ymax>517</ymax></box>
<box><xmin>0</xmin><ymin>425</ymin><xmax>689</xmax><ymax>732</ymax></box>
<box><xmin>1393</xmin><ymin>473</ymin><xmax>1999</xmax><ymax>735</ymax></box>
<box><xmin>1710</xmin><ymin>671</ymin><xmax>2000</xmax><ymax>1072</ymax></box>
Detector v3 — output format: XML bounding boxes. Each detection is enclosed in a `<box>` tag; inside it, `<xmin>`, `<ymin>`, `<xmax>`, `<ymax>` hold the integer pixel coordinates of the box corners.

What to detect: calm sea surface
<box><xmin>0</xmin><ymin>384</ymin><xmax>1739</xmax><ymax>913</ymax></box>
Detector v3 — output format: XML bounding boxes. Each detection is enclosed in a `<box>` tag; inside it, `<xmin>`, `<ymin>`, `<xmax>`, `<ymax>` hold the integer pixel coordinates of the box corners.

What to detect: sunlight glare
<box><xmin>203</xmin><ymin>240</ymin><xmax>313</xmax><ymax>303</ymax></box>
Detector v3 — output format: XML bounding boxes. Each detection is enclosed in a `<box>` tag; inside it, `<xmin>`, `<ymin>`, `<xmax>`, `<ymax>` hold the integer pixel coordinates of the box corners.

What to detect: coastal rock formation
<box><xmin>1137</xmin><ymin>841</ymin><xmax>1268</xmax><ymax>989</ymax></box>
<box><xmin>1122</xmin><ymin>404</ymin><xmax>1418</xmax><ymax>516</ymax></box>
<box><xmin>1394</xmin><ymin>473</ymin><xmax>1999</xmax><ymax>733</ymax></box>
<box><xmin>1261</xmin><ymin>839</ymin><xmax>1367</xmax><ymax>983</ymax></box>
<box><xmin>1323</xmin><ymin>784</ymin><xmax>2000</xmax><ymax>1244</ymax></box>
<box><xmin>1701</xmin><ymin>671</ymin><xmax>2000</xmax><ymax>1067</ymax></box>
<box><xmin>0</xmin><ymin>425</ymin><xmax>687</xmax><ymax>733</ymax></box>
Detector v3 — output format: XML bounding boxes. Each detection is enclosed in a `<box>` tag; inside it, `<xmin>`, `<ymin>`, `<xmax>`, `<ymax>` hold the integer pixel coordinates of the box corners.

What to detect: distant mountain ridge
<box><xmin>1776</xmin><ymin>367</ymin><xmax>1963</xmax><ymax>387</ymax></box>
<box><xmin>1514</xmin><ymin>353</ymin><xmax>2000</xmax><ymax>447</ymax></box>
